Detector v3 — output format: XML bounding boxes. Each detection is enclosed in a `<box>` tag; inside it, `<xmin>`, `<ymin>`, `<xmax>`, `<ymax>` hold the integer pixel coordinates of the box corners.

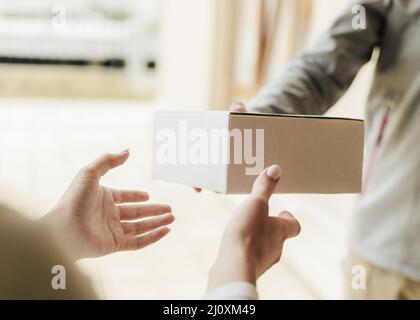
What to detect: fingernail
<box><xmin>266</xmin><ymin>165</ymin><xmax>282</xmax><ymax>180</ymax></box>
<box><xmin>119</xmin><ymin>148</ymin><xmax>129</xmax><ymax>154</ymax></box>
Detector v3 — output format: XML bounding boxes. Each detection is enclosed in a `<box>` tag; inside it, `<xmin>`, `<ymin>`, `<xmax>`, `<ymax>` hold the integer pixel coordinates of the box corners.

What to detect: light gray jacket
<box><xmin>248</xmin><ymin>0</ymin><xmax>420</xmax><ymax>281</ymax></box>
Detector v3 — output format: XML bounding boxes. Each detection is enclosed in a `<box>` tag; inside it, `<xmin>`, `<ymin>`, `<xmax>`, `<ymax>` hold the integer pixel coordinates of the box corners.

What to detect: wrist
<box><xmin>207</xmin><ymin>243</ymin><xmax>257</xmax><ymax>292</ymax></box>
<box><xmin>39</xmin><ymin>206</ymin><xmax>65</xmax><ymax>233</ymax></box>
<box><xmin>39</xmin><ymin>206</ymin><xmax>81</xmax><ymax>262</ymax></box>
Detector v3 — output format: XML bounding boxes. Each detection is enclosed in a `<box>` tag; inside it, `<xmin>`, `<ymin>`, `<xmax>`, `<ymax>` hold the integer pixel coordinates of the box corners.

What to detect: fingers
<box><xmin>122</xmin><ymin>212</ymin><xmax>175</xmax><ymax>236</ymax></box>
<box><xmin>251</xmin><ymin>165</ymin><xmax>282</xmax><ymax>202</ymax></box>
<box><xmin>84</xmin><ymin>149</ymin><xmax>130</xmax><ymax>178</ymax></box>
<box><xmin>277</xmin><ymin>211</ymin><xmax>301</xmax><ymax>239</ymax></box>
<box><xmin>122</xmin><ymin>226</ymin><xmax>171</xmax><ymax>251</ymax></box>
<box><xmin>111</xmin><ymin>189</ymin><xmax>149</xmax><ymax>204</ymax></box>
<box><xmin>230</xmin><ymin>102</ymin><xmax>247</xmax><ymax>113</ymax></box>
<box><xmin>194</xmin><ymin>187</ymin><xmax>202</xmax><ymax>193</ymax></box>
<box><xmin>119</xmin><ymin>204</ymin><xmax>171</xmax><ymax>220</ymax></box>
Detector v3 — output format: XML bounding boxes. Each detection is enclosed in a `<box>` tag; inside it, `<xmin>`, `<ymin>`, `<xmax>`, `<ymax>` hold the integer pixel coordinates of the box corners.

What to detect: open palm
<box><xmin>46</xmin><ymin>150</ymin><xmax>174</xmax><ymax>259</ymax></box>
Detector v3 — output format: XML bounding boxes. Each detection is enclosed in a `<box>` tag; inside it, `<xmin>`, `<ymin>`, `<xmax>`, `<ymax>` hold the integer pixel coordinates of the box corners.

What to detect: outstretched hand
<box><xmin>207</xmin><ymin>165</ymin><xmax>300</xmax><ymax>290</ymax></box>
<box><xmin>42</xmin><ymin>150</ymin><xmax>174</xmax><ymax>260</ymax></box>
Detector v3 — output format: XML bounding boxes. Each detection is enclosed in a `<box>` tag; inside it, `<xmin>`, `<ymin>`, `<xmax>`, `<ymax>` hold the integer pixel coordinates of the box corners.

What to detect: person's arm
<box><xmin>248</xmin><ymin>0</ymin><xmax>389</xmax><ymax>115</ymax></box>
<box><xmin>204</xmin><ymin>165</ymin><xmax>301</xmax><ymax>300</ymax></box>
<box><xmin>0</xmin><ymin>205</ymin><xmax>97</xmax><ymax>299</ymax></box>
<box><xmin>40</xmin><ymin>150</ymin><xmax>175</xmax><ymax>261</ymax></box>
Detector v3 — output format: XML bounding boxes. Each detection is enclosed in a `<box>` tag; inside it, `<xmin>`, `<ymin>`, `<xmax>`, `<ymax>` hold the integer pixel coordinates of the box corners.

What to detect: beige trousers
<box><xmin>343</xmin><ymin>252</ymin><xmax>420</xmax><ymax>300</ymax></box>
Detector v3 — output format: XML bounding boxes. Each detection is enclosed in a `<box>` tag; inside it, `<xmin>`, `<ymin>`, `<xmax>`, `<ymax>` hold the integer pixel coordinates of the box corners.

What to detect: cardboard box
<box><xmin>152</xmin><ymin>111</ymin><xmax>364</xmax><ymax>194</ymax></box>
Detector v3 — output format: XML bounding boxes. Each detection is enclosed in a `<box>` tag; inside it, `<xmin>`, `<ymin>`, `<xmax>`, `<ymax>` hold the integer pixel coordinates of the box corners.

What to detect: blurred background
<box><xmin>0</xmin><ymin>0</ymin><xmax>376</xmax><ymax>299</ymax></box>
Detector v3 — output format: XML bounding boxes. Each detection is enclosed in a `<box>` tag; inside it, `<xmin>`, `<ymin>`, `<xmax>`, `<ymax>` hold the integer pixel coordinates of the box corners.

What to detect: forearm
<box><xmin>206</xmin><ymin>249</ymin><xmax>258</xmax><ymax>300</ymax></box>
<box><xmin>38</xmin><ymin>207</ymin><xmax>83</xmax><ymax>262</ymax></box>
<box><xmin>248</xmin><ymin>0</ymin><xmax>388</xmax><ymax>115</ymax></box>
<box><xmin>207</xmin><ymin>248</ymin><xmax>256</xmax><ymax>292</ymax></box>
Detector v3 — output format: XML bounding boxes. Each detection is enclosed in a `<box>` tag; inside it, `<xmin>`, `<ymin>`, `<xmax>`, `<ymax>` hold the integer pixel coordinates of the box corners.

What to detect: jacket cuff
<box><xmin>203</xmin><ymin>282</ymin><xmax>258</xmax><ymax>300</ymax></box>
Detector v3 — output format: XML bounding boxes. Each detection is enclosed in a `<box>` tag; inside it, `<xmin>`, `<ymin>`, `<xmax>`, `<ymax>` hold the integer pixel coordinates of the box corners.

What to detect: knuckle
<box><xmin>150</xmin><ymin>220</ymin><xmax>159</xmax><ymax>229</ymax></box>
<box><xmin>280</xmin><ymin>223</ymin><xmax>290</xmax><ymax>240</ymax></box>
<box><xmin>249</xmin><ymin>195</ymin><xmax>269</xmax><ymax>208</ymax></box>
<box><xmin>101</xmin><ymin>153</ymin><xmax>113</xmax><ymax>162</ymax></box>
<box><xmin>80</xmin><ymin>165</ymin><xmax>96</xmax><ymax>177</ymax></box>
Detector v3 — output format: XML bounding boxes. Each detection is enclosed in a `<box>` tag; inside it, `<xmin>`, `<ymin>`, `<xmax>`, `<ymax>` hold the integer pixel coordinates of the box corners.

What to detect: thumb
<box><xmin>84</xmin><ymin>149</ymin><xmax>130</xmax><ymax>178</ymax></box>
<box><xmin>251</xmin><ymin>165</ymin><xmax>282</xmax><ymax>202</ymax></box>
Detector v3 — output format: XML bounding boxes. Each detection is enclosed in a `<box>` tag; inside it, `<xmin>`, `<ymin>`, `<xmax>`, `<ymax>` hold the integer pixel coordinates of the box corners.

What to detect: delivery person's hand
<box><xmin>207</xmin><ymin>165</ymin><xmax>301</xmax><ymax>290</ymax></box>
<box><xmin>41</xmin><ymin>150</ymin><xmax>174</xmax><ymax>260</ymax></box>
<box><xmin>194</xmin><ymin>103</ymin><xmax>248</xmax><ymax>193</ymax></box>
<box><xmin>230</xmin><ymin>102</ymin><xmax>247</xmax><ymax>113</ymax></box>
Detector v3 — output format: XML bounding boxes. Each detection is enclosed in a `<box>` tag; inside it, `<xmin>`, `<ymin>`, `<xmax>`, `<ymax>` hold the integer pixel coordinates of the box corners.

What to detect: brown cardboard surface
<box><xmin>227</xmin><ymin>114</ymin><xmax>364</xmax><ymax>194</ymax></box>
<box><xmin>152</xmin><ymin>111</ymin><xmax>364</xmax><ymax>194</ymax></box>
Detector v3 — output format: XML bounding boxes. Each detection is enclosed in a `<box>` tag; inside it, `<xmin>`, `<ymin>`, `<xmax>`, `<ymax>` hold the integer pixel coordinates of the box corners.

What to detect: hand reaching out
<box><xmin>230</xmin><ymin>102</ymin><xmax>247</xmax><ymax>113</ymax></box>
<box><xmin>42</xmin><ymin>150</ymin><xmax>174</xmax><ymax>260</ymax></box>
<box><xmin>207</xmin><ymin>165</ymin><xmax>301</xmax><ymax>290</ymax></box>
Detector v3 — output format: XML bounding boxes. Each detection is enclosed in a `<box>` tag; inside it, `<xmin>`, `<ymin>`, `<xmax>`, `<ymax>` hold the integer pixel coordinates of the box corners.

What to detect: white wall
<box><xmin>157</xmin><ymin>0</ymin><xmax>214</xmax><ymax>110</ymax></box>
<box><xmin>157</xmin><ymin>0</ymin><xmax>236</xmax><ymax>110</ymax></box>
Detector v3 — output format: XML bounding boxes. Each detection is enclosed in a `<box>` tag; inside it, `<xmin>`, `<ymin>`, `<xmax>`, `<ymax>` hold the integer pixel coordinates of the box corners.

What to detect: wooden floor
<box><xmin>0</xmin><ymin>98</ymin><xmax>317</xmax><ymax>299</ymax></box>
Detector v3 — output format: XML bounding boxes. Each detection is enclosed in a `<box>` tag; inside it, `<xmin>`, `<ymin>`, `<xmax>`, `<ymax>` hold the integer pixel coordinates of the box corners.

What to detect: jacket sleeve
<box><xmin>248</xmin><ymin>0</ymin><xmax>389</xmax><ymax>115</ymax></box>
<box><xmin>204</xmin><ymin>282</ymin><xmax>259</xmax><ymax>300</ymax></box>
